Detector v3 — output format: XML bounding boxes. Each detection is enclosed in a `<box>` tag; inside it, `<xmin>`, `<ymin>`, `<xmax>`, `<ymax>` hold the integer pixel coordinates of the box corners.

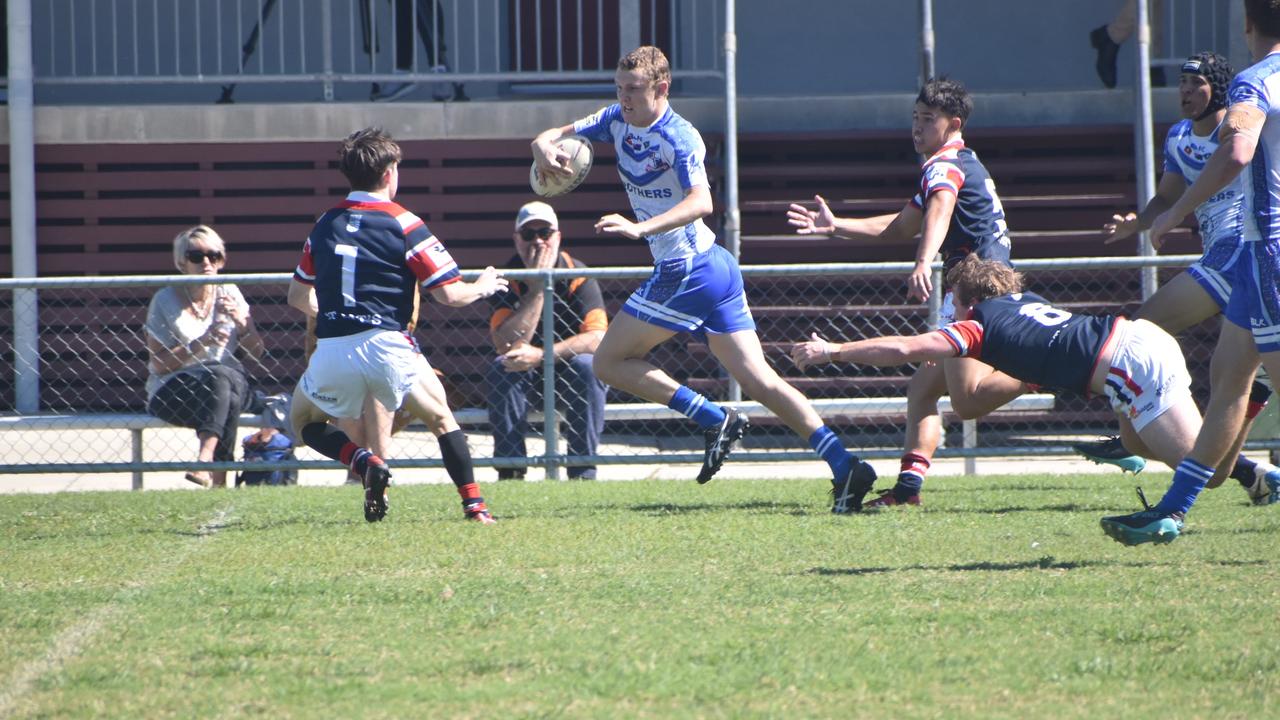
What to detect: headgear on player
<box><xmin>1180</xmin><ymin>51</ymin><xmax>1233</xmax><ymax>121</ymax></box>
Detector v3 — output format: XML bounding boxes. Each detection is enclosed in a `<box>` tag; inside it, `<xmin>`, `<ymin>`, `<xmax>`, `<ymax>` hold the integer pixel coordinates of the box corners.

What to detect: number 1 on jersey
<box><xmin>335</xmin><ymin>244</ymin><xmax>358</xmax><ymax>307</ymax></box>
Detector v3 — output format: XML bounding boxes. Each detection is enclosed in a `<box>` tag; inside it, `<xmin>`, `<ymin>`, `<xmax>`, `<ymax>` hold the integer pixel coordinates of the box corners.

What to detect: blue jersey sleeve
<box><xmin>668</xmin><ymin>129</ymin><xmax>709</xmax><ymax>191</ymax></box>
<box><xmin>1162</xmin><ymin>123</ymin><xmax>1184</xmax><ymax>178</ymax></box>
<box><xmin>1229</xmin><ymin>72</ymin><xmax>1271</xmax><ymax>115</ymax></box>
<box><xmin>572</xmin><ymin>104</ymin><xmax>621</xmax><ymax>144</ymax></box>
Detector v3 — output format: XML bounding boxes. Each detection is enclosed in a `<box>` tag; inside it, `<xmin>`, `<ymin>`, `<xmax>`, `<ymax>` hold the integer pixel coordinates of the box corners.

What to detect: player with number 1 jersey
<box><xmin>288</xmin><ymin>127</ymin><xmax>507</xmax><ymax>524</ymax></box>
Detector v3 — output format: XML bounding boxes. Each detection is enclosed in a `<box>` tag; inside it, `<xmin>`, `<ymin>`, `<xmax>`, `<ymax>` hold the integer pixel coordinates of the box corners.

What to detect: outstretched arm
<box><xmin>1151</xmin><ymin>104</ymin><xmax>1264</xmax><ymax>243</ymax></box>
<box><xmin>1102</xmin><ymin>171</ymin><xmax>1186</xmax><ymax>246</ymax></box>
<box><xmin>791</xmin><ymin>330</ymin><xmax>956</xmax><ymax>370</ymax></box>
<box><xmin>787</xmin><ymin>195</ymin><xmax>922</xmax><ymax>243</ymax></box>
<box><xmin>595</xmin><ymin>185</ymin><xmax>714</xmax><ymax>240</ymax></box>
<box><xmin>429</xmin><ymin>267</ymin><xmax>510</xmax><ymax>308</ymax></box>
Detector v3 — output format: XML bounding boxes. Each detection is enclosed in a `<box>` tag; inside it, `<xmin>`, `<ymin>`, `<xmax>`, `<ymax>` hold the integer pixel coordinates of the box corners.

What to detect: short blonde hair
<box><xmin>172</xmin><ymin>225</ymin><xmax>227</xmax><ymax>272</ymax></box>
<box><xmin>945</xmin><ymin>255</ymin><xmax>1024</xmax><ymax>306</ymax></box>
<box><xmin>618</xmin><ymin>45</ymin><xmax>671</xmax><ymax>85</ymax></box>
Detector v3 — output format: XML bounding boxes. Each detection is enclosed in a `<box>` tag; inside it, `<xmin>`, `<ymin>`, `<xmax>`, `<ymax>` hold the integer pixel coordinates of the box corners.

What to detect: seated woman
<box><xmin>144</xmin><ymin>225</ymin><xmax>265</xmax><ymax>488</ymax></box>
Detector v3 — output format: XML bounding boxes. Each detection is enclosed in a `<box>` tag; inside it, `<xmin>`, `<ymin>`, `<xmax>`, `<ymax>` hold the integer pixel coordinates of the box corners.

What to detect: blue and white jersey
<box><xmin>572</xmin><ymin>104</ymin><xmax>716</xmax><ymax>262</ymax></box>
<box><xmin>1228</xmin><ymin>52</ymin><xmax>1280</xmax><ymax>245</ymax></box>
<box><xmin>1162</xmin><ymin>119</ymin><xmax>1243</xmax><ymax>250</ymax></box>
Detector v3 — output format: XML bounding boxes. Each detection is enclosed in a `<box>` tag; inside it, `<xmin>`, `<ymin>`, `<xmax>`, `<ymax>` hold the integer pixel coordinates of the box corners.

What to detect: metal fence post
<box><xmin>131</xmin><ymin>429</ymin><xmax>144</xmax><ymax>490</ymax></box>
<box><xmin>724</xmin><ymin>0</ymin><xmax>742</xmax><ymax>403</ymax></box>
<box><xmin>927</xmin><ymin>262</ymin><xmax>943</xmax><ymax>328</ymax></box>
<box><xmin>321</xmin><ymin>0</ymin><xmax>334</xmax><ymax>101</ymax></box>
<box><xmin>541</xmin><ymin>271</ymin><xmax>561</xmax><ymax>481</ymax></box>
<box><xmin>9</xmin><ymin>0</ymin><xmax>40</xmax><ymax>413</ymax></box>
<box><xmin>1135</xmin><ymin>0</ymin><xmax>1159</xmax><ymax>300</ymax></box>
<box><xmin>962</xmin><ymin>419</ymin><xmax>977</xmax><ymax>475</ymax></box>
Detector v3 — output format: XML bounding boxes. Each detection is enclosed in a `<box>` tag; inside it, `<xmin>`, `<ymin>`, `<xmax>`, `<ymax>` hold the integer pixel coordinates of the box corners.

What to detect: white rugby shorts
<box><xmin>1102</xmin><ymin>319</ymin><xmax>1192</xmax><ymax>432</ymax></box>
<box><xmin>936</xmin><ymin>291</ymin><xmax>957</xmax><ymax>329</ymax></box>
<box><xmin>300</xmin><ymin>328</ymin><xmax>426</xmax><ymax>419</ymax></box>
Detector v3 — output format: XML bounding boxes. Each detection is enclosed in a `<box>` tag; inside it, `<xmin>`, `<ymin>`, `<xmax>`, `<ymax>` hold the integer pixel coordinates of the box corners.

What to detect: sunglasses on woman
<box><xmin>185</xmin><ymin>249</ymin><xmax>224</xmax><ymax>263</ymax></box>
<box><xmin>519</xmin><ymin>226</ymin><xmax>556</xmax><ymax>242</ymax></box>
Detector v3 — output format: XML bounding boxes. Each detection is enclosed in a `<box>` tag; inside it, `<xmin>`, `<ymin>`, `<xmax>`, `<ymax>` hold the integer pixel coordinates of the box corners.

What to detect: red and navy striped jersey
<box><xmin>910</xmin><ymin>139</ymin><xmax>1013</xmax><ymax>270</ymax></box>
<box><xmin>294</xmin><ymin>191</ymin><xmax>461</xmax><ymax>339</ymax></box>
<box><xmin>937</xmin><ymin>291</ymin><xmax>1118</xmax><ymax>394</ymax></box>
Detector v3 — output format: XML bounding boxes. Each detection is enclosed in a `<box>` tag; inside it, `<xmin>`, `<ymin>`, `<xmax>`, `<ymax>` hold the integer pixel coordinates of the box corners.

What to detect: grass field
<box><xmin>1</xmin><ymin>473</ymin><xmax>1277</xmax><ymax>719</ymax></box>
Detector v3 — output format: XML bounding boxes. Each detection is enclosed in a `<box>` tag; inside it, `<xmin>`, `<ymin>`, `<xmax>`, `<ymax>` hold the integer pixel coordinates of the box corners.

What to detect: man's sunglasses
<box><xmin>185</xmin><ymin>249</ymin><xmax>225</xmax><ymax>263</ymax></box>
<box><xmin>519</xmin><ymin>226</ymin><xmax>556</xmax><ymax>241</ymax></box>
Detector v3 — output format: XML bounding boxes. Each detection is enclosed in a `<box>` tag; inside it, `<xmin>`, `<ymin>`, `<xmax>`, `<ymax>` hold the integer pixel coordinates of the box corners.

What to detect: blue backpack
<box><xmin>236</xmin><ymin>428</ymin><xmax>297</xmax><ymax>487</ymax></box>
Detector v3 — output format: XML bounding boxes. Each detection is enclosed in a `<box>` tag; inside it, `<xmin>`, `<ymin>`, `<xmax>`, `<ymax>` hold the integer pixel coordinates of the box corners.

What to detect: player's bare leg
<box><xmin>706</xmin><ymin>329</ymin><xmax>823</xmax><ymax>437</ymax></box>
<box><xmin>706</xmin><ymin>328</ymin><xmax>874</xmax><ymax>510</ymax></box>
<box><xmin>290</xmin><ymin>387</ymin><xmax>391</xmax><ymax>522</ymax></box>
<box><xmin>400</xmin><ymin>361</ymin><xmax>494</xmax><ymax>523</ymax></box>
<box><xmin>590</xmin><ymin>313</ymin><xmax>681</xmax><ymax>403</ymax></box>
<box><xmin>1103</xmin><ymin>323</ymin><xmax>1259</xmax><ymax>544</ymax></box>
<box><xmin>594</xmin><ymin>314</ymin><xmax>752</xmax><ymax>484</ymax></box>
<box><xmin>943</xmin><ymin>357</ymin><xmax>1028</xmax><ymax>420</ymax></box>
<box><xmin>1131</xmin><ymin>403</ymin><xmax>1203</xmax><ymax>471</ymax></box>
<box><xmin>1078</xmin><ymin>278</ymin><xmax>1228</xmax><ymax>474</ymax></box>
<box><xmin>1089</xmin><ymin>281</ymin><xmax>1275</xmax><ymax>491</ymax></box>
<box><xmin>865</xmin><ymin>361</ymin><xmax>947</xmax><ymax>508</ymax></box>
<box><xmin>1134</xmin><ymin>272</ymin><xmax>1222</xmax><ymax>334</ymax></box>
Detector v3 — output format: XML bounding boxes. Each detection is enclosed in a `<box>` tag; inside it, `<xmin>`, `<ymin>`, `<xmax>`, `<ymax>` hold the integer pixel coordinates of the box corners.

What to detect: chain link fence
<box><xmin>2</xmin><ymin>256</ymin><xmax>1269</xmax><ymax>486</ymax></box>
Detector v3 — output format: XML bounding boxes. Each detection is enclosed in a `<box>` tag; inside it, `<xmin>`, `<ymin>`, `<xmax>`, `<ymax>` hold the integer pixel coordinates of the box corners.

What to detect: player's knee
<box><xmin>948</xmin><ymin>396</ymin><xmax>984</xmax><ymax>420</ymax></box>
<box><xmin>591</xmin><ymin>353</ymin><xmax>622</xmax><ymax>384</ymax></box>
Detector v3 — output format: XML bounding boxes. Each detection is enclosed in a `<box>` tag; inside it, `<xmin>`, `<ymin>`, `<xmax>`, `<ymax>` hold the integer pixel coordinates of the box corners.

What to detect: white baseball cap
<box><xmin>515</xmin><ymin>201</ymin><xmax>559</xmax><ymax>230</ymax></box>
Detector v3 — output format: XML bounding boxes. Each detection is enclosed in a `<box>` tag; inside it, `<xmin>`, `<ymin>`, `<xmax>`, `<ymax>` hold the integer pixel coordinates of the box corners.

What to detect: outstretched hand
<box><xmin>786</xmin><ymin>194</ymin><xmax>836</xmax><ymax>235</ymax></box>
<box><xmin>791</xmin><ymin>332</ymin><xmax>837</xmax><ymax>371</ymax></box>
<box><xmin>595</xmin><ymin>213</ymin><xmax>644</xmax><ymax>240</ymax></box>
<box><xmin>474</xmin><ymin>266</ymin><xmax>510</xmax><ymax>298</ymax></box>
<box><xmin>1102</xmin><ymin>212</ymin><xmax>1140</xmax><ymax>244</ymax></box>
<box><xmin>906</xmin><ymin>263</ymin><xmax>932</xmax><ymax>303</ymax></box>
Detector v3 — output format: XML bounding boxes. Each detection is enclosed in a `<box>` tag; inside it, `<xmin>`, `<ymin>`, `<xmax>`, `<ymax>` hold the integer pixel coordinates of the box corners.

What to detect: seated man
<box><xmin>792</xmin><ymin>256</ymin><xmax>1225</xmax><ymax>544</ymax></box>
<box><xmin>487</xmin><ymin>201</ymin><xmax>609</xmax><ymax>480</ymax></box>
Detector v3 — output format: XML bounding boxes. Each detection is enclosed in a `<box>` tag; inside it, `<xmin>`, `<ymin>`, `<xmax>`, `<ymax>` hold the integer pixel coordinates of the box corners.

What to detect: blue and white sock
<box><xmin>809</xmin><ymin>426</ymin><xmax>853</xmax><ymax>483</ymax></box>
<box><xmin>1155</xmin><ymin>458</ymin><xmax>1215</xmax><ymax>515</ymax></box>
<box><xmin>668</xmin><ymin>385</ymin><xmax>726</xmax><ymax>430</ymax></box>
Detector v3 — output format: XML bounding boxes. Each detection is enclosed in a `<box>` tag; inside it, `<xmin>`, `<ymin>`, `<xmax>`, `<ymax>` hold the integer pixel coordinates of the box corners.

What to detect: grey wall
<box><xmin>731</xmin><ymin>0</ymin><xmax>1231</xmax><ymax>95</ymax></box>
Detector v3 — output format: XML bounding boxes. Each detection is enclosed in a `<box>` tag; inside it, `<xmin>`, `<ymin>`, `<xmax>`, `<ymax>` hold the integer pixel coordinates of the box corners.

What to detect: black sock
<box><xmin>1232</xmin><ymin>454</ymin><xmax>1258</xmax><ymax>488</ymax></box>
<box><xmin>301</xmin><ymin>422</ymin><xmax>372</xmax><ymax>475</ymax></box>
<box><xmin>438</xmin><ymin>429</ymin><xmax>476</xmax><ymax>490</ymax></box>
<box><xmin>301</xmin><ymin>422</ymin><xmax>353</xmax><ymax>461</ymax></box>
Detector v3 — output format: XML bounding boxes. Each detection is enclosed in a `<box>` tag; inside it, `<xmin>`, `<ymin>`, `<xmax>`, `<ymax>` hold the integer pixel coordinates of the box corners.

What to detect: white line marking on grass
<box><xmin>0</xmin><ymin>505</ymin><xmax>236</xmax><ymax>717</ymax></box>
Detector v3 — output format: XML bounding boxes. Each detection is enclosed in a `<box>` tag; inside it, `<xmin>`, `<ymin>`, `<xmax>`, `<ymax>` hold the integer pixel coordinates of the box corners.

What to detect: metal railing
<box><xmin>5</xmin><ymin>255</ymin><xmax>1274</xmax><ymax>482</ymax></box>
<box><xmin>31</xmin><ymin>0</ymin><xmax>726</xmax><ymax>98</ymax></box>
<box><xmin>1149</xmin><ymin>0</ymin><xmax>1230</xmax><ymax>69</ymax></box>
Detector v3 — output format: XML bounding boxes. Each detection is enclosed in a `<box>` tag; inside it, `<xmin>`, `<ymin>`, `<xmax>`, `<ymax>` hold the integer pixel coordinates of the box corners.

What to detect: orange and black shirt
<box><xmin>488</xmin><ymin>252</ymin><xmax>608</xmax><ymax>345</ymax></box>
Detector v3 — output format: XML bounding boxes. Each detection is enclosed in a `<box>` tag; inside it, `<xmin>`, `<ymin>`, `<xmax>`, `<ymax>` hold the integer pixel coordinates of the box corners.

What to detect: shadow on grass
<box><xmin>938</xmin><ymin>484</ymin><xmax>1109</xmax><ymax>494</ymax></box>
<box><xmin>629</xmin><ymin>500</ymin><xmax>811</xmax><ymax>516</ymax></box>
<box><xmin>932</xmin><ymin>503</ymin><xmax>1119</xmax><ymax>515</ymax></box>
<box><xmin>809</xmin><ymin>557</ymin><xmax>1267</xmax><ymax>576</ymax></box>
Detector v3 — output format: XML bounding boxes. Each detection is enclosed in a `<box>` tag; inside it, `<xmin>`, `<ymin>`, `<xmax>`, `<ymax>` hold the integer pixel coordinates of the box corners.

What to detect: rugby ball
<box><xmin>530</xmin><ymin>135</ymin><xmax>593</xmax><ymax>198</ymax></box>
